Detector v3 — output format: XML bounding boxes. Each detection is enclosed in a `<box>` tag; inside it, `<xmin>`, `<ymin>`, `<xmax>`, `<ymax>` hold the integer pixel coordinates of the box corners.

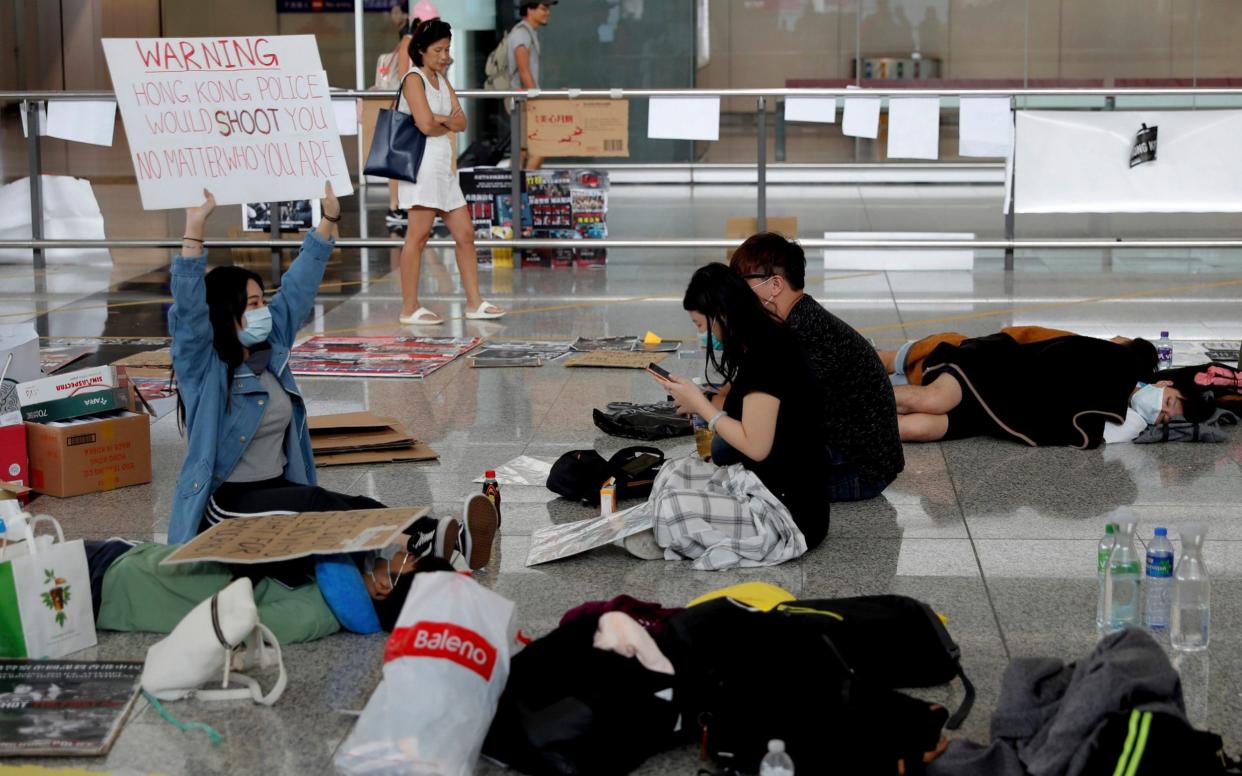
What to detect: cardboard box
<box><xmin>21</xmin><ymin>386</ymin><xmax>130</xmax><ymax>424</ymax></box>
<box><xmin>26</xmin><ymin>411</ymin><xmax>152</xmax><ymax>498</ymax></box>
<box><xmin>18</xmin><ymin>366</ymin><xmax>118</xmax><ymax>407</ymax></box>
<box><xmin>308</xmin><ymin>412</ymin><xmax>439</xmax><ymax>467</ymax></box>
<box><xmin>525</xmin><ymin>99</ymin><xmax>630</xmax><ymax>158</ymax></box>
<box><xmin>0</xmin><ymin>422</ymin><xmax>29</xmax><ymax>499</ymax></box>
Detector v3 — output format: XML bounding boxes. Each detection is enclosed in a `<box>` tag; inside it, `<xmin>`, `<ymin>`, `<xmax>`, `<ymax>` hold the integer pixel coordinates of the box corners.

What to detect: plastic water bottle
<box><xmin>759</xmin><ymin>739</ymin><xmax>795</xmax><ymax>776</ymax></box>
<box><xmin>1143</xmin><ymin>527</ymin><xmax>1174</xmax><ymax>631</ymax></box>
<box><xmin>1171</xmin><ymin>524</ymin><xmax>1210</xmax><ymax>651</ymax></box>
<box><xmin>1156</xmin><ymin>331</ymin><xmax>1173</xmax><ymax>371</ymax></box>
<box><xmin>1104</xmin><ymin>519</ymin><xmax>1142</xmax><ymax>631</ymax></box>
<box><xmin>1096</xmin><ymin>523</ymin><xmax>1116</xmax><ymax>628</ymax></box>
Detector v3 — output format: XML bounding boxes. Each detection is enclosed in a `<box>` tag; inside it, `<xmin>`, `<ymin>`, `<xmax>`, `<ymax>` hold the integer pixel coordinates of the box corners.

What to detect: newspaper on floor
<box><xmin>526</xmin><ymin>503</ymin><xmax>652</xmax><ymax>566</ymax></box>
<box><xmin>472</xmin><ymin>455</ymin><xmax>555</xmax><ymax>486</ymax></box>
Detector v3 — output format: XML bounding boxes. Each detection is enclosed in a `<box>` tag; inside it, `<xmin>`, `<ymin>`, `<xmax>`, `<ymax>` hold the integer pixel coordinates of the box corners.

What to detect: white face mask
<box><xmin>1131</xmin><ymin>383</ymin><xmax>1165</xmax><ymax>425</ymax></box>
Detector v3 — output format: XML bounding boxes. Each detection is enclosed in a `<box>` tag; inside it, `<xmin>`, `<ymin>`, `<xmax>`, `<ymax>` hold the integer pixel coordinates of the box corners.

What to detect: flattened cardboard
<box><xmin>308</xmin><ymin>411</ymin><xmax>397</xmax><ymax>433</ymax></box>
<box><xmin>525</xmin><ymin>99</ymin><xmax>629</xmax><ymax>158</ymax></box>
<box><xmin>161</xmin><ymin>507</ymin><xmax>429</xmax><ymax>565</ymax></box>
<box><xmin>315</xmin><ymin>441</ymin><xmax>439</xmax><ymax>467</ymax></box>
<box><xmin>25</xmin><ymin>412</ymin><xmax>152</xmax><ymax>498</ymax></box>
<box><xmin>564</xmin><ymin>351</ymin><xmax>668</xmax><ymax>370</ymax></box>
<box><xmin>111</xmin><ymin>348</ymin><xmax>172</xmax><ymax>369</ymax></box>
<box><xmin>308</xmin><ymin>411</ymin><xmax>439</xmax><ymax>467</ymax></box>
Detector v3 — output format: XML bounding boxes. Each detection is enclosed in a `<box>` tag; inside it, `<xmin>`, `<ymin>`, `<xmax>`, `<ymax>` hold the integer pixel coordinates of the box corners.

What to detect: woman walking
<box><xmin>396</xmin><ymin>19</ymin><xmax>504</xmax><ymax>325</ymax></box>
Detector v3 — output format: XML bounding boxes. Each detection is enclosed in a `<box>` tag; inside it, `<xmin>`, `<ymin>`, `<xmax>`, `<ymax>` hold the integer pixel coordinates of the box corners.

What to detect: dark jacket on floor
<box><xmin>927</xmin><ymin>629</ymin><xmax>1186</xmax><ymax>776</ymax></box>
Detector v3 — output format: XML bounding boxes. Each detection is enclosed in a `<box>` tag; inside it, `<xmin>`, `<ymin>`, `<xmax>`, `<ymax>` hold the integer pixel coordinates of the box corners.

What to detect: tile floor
<box><xmin>3</xmin><ymin>176</ymin><xmax>1242</xmax><ymax>774</ymax></box>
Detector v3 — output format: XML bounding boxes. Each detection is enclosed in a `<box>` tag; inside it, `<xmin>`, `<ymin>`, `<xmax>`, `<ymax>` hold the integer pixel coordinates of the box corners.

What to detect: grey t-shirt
<box><xmin>507</xmin><ymin>20</ymin><xmax>540</xmax><ymax>90</ymax></box>
<box><xmin>228</xmin><ymin>368</ymin><xmax>292</xmax><ymax>483</ymax></box>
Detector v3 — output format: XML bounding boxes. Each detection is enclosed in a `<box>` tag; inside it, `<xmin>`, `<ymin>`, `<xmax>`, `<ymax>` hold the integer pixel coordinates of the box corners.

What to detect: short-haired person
<box><xmin>633</xmin><ymin>264</ymin><xmax>829</xmax><ymax>568</ymax></box>
<box><xmin>169</xmin><ymin>187</ymin><xmax>497</xmax><ymax>586</ymax></box>
<box><xmin>727</xmin><ymin>233</ymin><xmax>904</xmax><ymax>501</ymax></box>
<box><xmin>508</xmin><ymin>2</ymin><xmax>555</xmax><ymax>170</ymax></box>
<box><xmin>397</xmin><ymin>19</ymin><xmax>504</xmax><ymax>324</ymax></box>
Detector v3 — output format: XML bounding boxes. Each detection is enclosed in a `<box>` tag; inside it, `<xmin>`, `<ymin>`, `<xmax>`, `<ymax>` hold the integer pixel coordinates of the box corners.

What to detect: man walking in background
<box><xmin>508</xmin><ymin>1</ymin><xmax>555</xmax><ymax>170</ymax></box>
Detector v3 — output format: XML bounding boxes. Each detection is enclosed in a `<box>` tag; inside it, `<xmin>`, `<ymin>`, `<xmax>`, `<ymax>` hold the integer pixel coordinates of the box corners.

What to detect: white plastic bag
<box><xmin>335</xmin><ymin>571</ymin><xmax>516</xmax><ymax>776</ymax></box>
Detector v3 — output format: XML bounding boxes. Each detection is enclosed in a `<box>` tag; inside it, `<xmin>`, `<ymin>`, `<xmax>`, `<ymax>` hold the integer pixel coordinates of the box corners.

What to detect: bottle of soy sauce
<box><xmin>482</xmin><ymin>470</ymin><xmax>502</xmax><ymax>525</ymax></box>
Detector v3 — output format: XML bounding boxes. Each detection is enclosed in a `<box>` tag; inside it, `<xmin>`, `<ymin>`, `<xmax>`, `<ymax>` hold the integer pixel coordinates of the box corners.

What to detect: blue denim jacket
<box><xmin>166</xmin><ymin>230</ymin><xmax>335</xmax><ymax>544</ymax></box>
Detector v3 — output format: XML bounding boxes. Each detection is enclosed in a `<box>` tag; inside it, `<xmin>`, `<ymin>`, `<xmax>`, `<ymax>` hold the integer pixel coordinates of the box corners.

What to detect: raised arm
<box><xmin>268</xmin><ymin>182</ymin><xmax>340</xmax><ymax>348</ymax></box>
<box><xmin>401</xmin><ymin>73</ymin><xmax>449</xmax><ymax>136</ymax></box>
<box><xmin>168</xmin><ymin>189</ymin><xmax>219</xmax><ymax>387</ymax></box>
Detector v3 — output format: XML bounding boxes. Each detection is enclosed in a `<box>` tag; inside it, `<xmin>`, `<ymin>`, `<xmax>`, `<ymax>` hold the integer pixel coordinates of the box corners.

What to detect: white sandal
<box><xmin>399</xmin><ymin>307</ymin><xmax>444</xmax><ymax>326</ymax></box>
<box><xmin>464</xmin><ymin>300</ymin><xmax>506</xmax><ymax>320</ymax></box>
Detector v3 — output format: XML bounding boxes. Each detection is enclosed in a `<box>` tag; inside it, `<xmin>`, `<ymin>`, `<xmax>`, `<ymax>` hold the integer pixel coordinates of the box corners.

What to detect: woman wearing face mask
<box><xmin>167</xmin><ymin>185</ymin><xmax>497</xmax><ymax>580</ymax></box>
<box><xmin>894</xmin><ymin>332</ymin><xmax>1212</xmax><ymax>447</ymax></box>
<box><xmin>635</xmin><ymin>264</ymin><xmax>830</xmax><ymax>568</ymax></box>
<box><xmin>395</xmin><ymin>18</ymin><xmax>504</xmax><ymax>325</ymax></box>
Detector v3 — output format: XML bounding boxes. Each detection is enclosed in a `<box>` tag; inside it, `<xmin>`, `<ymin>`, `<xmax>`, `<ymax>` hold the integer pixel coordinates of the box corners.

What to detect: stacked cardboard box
<box><xmin>308</xmin><ymin>412</ymin><xmax>438</xmax><ymax>467</ymax></box>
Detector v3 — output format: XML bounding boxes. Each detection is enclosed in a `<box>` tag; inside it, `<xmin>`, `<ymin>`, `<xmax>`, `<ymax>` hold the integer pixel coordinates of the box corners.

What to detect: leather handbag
<box><xmin>364</xmin><ymin>71</ymin><xmax>426</xmax><ymax>184</ymax></box>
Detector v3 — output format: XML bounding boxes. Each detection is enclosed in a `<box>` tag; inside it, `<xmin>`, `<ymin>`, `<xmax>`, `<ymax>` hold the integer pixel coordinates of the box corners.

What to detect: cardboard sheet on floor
<box><xmin>161</xmin><ymin>507</ymin><xmax>429</xmax><ymax>565</ymax></box>
<box><xmin>887</xmin><ymin>98</ymin><xmax>941</xmax><ymax>160</ymax></box>
<box><xmin>290</xmin><ymin>336</ymin><xmax>480</xmax><ymax>378</ymax></box>
<box><xmin>308</xmin><ymin>411</ymin><xmax>439</xmax><ymax>466</ymax></box>
<box><xmin>526</xmin><ymin>504</ymin><xmax>652</xmax><ymax>566</ymax></box>
<box><xmin>111</xmin><ymin>348</ymin><xmax>172</xmax><ymax>369</ymax></box>
<box><xmin>564</xmin><ymin>351</ymin><xmax>668</xmax><ymax>369</ymax></box>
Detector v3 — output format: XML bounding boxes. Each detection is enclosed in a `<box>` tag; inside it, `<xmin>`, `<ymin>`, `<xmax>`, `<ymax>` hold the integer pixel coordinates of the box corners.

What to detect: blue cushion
<box><xmin>314</xmin><ymin>555</ymin><xmax>381</xmax><ymax>634</ymax></box>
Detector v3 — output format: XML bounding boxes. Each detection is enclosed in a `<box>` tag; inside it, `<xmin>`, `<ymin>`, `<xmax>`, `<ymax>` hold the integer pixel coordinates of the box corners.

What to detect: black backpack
<box><xmin>1081</xmin><ymin>709</ymin><xmax>1242</xmax><ymax>775</ymax></box>
<box><xmin>546</xmin><ymin>446</ymin><xmax>665</xmax><ymax>507</ymax></box>
<box><xmin>593</xmin><ymin>401</ymin><xmax>692</xmax><ymax>441</ymax></box>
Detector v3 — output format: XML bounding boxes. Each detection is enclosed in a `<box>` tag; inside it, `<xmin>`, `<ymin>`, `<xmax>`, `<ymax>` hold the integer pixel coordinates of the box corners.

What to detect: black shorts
<box><xmin>929</xmin><ymin>367</ymin><xmax>995</xmax><ymax>441</ymax></box>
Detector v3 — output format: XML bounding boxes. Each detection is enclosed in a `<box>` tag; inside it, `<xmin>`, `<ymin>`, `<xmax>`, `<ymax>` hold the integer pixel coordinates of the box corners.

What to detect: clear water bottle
<box><xmin>1156</xmin><ymin>331</ymin><xmax>1173</xmax><ymax>371</ymax></box>
<box><xmin>1104</xmin><ymin>520</ymin><xmax>1142</xmax><ymax>631</ymax></box>
<box><xmin>760</xmin><ymin>740</ymin><xmax>795</xmax><ymax>776</ymax></box>
<box><xmin>1096</xmin><ymin>523</ymin><xmax>1116</xmax><ymax>628</ymax></box>
<box><xmin>1143</xmin><ymin>527</ymin><xmax>1174</xmax><ymax>631</ymax></box>
<box><xmin>1171</xmin><ymin>523</ymin><xmax>1210</xmax><ymax>651</ymax></box>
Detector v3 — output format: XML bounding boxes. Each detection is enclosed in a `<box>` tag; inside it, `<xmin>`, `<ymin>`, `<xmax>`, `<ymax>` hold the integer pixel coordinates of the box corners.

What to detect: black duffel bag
<box><xmin>592</xmin><ymin>401</ymin><xmax>691</xmax><ymax>441</ymax></box>
<box><xmin>546</xmin><ymin>446</ymin><xmax>664</xmax><ymax>506</ymax></box>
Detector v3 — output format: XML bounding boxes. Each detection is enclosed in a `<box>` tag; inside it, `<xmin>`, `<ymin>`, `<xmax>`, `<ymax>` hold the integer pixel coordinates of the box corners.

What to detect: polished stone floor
<box><xmin>4</xmin><ymin>179</ymin><xmax>1242</xmax><ymax>774</ymax></box>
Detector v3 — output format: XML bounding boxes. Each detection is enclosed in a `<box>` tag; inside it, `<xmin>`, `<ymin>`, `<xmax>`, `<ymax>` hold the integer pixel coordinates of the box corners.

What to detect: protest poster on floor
<box><xmin>102</xmin><ymin>36</ymin><xmax>353</xmax><ymax>209</ymax></box>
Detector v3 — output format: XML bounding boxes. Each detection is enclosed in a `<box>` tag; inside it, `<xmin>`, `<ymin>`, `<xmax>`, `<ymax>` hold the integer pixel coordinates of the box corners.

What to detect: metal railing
<box><xmin>8</xmin><ymin>85</ymin><xmax>1242</xmax><ymax>281</ymax></box>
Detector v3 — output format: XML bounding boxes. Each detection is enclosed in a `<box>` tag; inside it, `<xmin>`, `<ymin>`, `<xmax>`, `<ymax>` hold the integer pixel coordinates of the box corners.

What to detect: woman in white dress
<box><xmin>397</xmin><ymin>19</ymin><xmax>504</xmax><ymax>324</ymax></box>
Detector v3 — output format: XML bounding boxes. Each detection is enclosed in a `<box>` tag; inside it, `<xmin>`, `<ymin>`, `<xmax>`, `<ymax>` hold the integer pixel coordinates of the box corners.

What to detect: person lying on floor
<box><xmin>724</xmin><ymin>233</ymin><xmax>903</xmax><ymax>501</ymax></box>
<box><xmin>894</xmin><ymin>332</ymin><xmax>1215</xmax><ymax>448</ymax></box>
<box><xmin>163</xmin><ymin>187</ymin><xmax>503</xmax><ymax>574</ymax></box>
<box><xmin>630</xmin><ymin>263</ymin><xmax>828</xmax><ymax>570</ymax></box>
<box><xmin>83</xmin><ymin>497</ymin><xmax>495</xmax><ymax>644</ymax></box>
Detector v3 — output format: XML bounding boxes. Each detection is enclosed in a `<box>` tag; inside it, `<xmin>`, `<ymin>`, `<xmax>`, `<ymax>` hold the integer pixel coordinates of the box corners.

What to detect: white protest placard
<box><xmin>102</xmin><ymin>36</ymin><xmax>354</xmax><ymax>210</ymax></box>
<box><xmin>959</xmin><ymin>97</ymin><xmax>1012</xmax><ymax>158</ymax></box>
<box><xmin>47</xmin><ymin>100</ymin><xmax>118</xmax><ymax>147</ymax></box>
<box><xmin>887</xmin><ymin>97</ymin><xmax>941</xmax><ymax>160</ymax></box>
<box><xmin>785</xmin><ymin>96</ymin><xmax>837</xmax><ymax>124</ymax></box>
<box><xmin>842</xmin><ymin>95</ymin><xmax>880</xmax><ymax>139</ymax></box>
<box><xmin>647</xmin><ymin>96</ymin><xmax>721</xmax><ymax>141</ymax></box>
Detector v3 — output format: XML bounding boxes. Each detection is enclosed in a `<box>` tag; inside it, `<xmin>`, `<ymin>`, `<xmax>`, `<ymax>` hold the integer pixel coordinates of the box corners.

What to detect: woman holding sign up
<box><xmin>396</xmin><ymin>19</ymin><xmax>505</xmax><ymax>325</ymax></box>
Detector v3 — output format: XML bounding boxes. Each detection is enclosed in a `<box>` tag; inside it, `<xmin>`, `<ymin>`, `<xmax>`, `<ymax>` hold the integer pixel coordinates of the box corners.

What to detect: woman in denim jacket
<box><xmin>166</xmin><ymin>184</ymin><xmax>496</xmax><ymax>590</ymax></box>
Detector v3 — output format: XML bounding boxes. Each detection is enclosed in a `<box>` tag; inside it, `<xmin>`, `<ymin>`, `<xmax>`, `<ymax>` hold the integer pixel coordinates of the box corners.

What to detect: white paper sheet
<box><xmin>785</xmin><ymin>96</ymin><xmax>837</xmax><ymax>124</ymax></box>
<box><xmin>19</xmin><ymin>103</ymin><xmax>48</xmax><ymax>138</ymax></box>
<box><xmin>647</xmin><ymin>96</ymin><xmax>721</xmax><ymax>141</ymax></box>
<box><xmin>332</xmin><ymin>99</ymin><xmax>359</xmax><ymax>135</ymax></box>
<box><xmin>841</xmin><ymin>96</ymin><xmax>880</xmax><ymax>139</ymax></box>
<box><xmin>959</xmin><ymin>97</ymin><xmax>1012</xmax><ymax>158</ymax></box>
<box><xmin>886</xmin><ymin>97</ymin><xmax>941</xmax><ymax>160</ymax></box>
<box><xmin>46</xmin><ymin>100</ymin><xmax>117</xmax><ymax>147</ymax></box>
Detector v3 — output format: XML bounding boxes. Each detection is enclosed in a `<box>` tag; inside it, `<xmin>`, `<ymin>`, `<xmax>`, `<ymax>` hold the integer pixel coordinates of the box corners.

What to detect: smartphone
<box><xmin>647</xmin><ymin>362</ymin><xmax>672</xmax><ymax>380</ymax></box>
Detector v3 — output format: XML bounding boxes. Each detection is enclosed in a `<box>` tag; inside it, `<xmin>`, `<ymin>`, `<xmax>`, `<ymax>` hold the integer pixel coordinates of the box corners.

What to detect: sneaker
<box><xmin>434</xmin><ymin>518</ymin><xmax>461</xmax><ymax>563</ymax></box>
<box><xmin>458</xmin><ymin>494</ymin><xmax>499</xmax><ymax>570</ymax></box>
<box><xmin>385</xmin><ymin>208</ymin><xmax>408</xmax><ymax>226</ymax></box>
<box><xmin>622</xmin><ymin>528</ymin><xmax>665</xmax><ymax>560</ymax></box>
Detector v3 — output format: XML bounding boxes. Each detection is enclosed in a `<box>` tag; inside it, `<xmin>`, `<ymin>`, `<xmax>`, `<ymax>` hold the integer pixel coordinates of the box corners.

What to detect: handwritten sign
<box><xmin>161</xmin><ymin>507</ymin><xmax>427</xmax><ymax>565</ymax></box>
<box><xmin>102</xmin><ymin>35</ymin><xmax>354</xmax><ymax>209</ymax></box>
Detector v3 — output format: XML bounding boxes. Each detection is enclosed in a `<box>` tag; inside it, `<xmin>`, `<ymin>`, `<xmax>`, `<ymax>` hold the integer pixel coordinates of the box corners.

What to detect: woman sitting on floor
<box><xmin>632</xmin><ymin>263</ymin><xmax>829</xmax><ymax>569</ymax></box>
<box><xmin>894</xmin><ymin>332</ymin><xmax>1214</xmax><ymax>448</ymax></box>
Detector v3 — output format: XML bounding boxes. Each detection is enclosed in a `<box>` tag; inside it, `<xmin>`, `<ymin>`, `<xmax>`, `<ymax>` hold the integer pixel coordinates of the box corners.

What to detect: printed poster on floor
<box><xmin>102</xmin><ymin>35</ymin><xmax>353</xmax><ymax>209</ymax></box>
<box><xmin>0</xmin><ymin>661</ymin><xmax>143</xmax><ymax>756</ymax></box>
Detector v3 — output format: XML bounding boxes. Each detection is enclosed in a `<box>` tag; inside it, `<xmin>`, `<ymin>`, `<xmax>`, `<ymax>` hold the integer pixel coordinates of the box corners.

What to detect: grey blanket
<box><xmin>929</xmin><ymin>629</ymin><xmax>1186</xmax><ymax>776</ymax></box>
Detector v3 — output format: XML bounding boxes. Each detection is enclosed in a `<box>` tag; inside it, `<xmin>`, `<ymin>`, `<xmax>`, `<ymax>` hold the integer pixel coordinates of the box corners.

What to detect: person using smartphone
<box><xmin>635</xmin><ymin>263</ymin><xmax>830</xmax><ymax>568</ymax></box>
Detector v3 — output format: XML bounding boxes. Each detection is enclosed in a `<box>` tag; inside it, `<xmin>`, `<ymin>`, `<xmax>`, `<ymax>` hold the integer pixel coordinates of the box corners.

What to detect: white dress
<box><xmin>396</xmin><ymin>67</ymin><xmax>467</xmax><ymax>212</ymax></box>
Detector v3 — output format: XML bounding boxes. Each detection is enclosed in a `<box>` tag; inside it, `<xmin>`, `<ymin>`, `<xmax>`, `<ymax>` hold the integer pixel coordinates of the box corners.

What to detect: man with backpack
<box><xmin>487</xmin><ymin>2</ymin><xmax>556</xmax><ymax>171</ymax></box>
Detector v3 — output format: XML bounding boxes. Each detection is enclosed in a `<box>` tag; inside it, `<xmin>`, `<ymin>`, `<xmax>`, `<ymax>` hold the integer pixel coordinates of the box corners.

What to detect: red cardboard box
<box><xmin>25</xmin><ymin>412</ymin><xmax>152</xmax><ymax>498</ymax></box>
<box><xmin>0</xmin><ymin>423</ymin><xmax>29</xmax><ymax>502</ymax></box>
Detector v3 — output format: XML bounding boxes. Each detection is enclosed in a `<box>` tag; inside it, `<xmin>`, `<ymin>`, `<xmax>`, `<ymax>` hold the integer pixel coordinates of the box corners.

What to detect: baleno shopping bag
<box><xmin>0</xmin><ymin>509</ymin><xmax>95</xmax><ymax>659</ymax></box>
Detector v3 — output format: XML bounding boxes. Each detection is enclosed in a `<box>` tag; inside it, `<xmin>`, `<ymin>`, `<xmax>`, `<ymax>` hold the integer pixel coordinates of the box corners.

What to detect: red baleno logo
<box><xmin>385</xmin><ymin>621</ymin><xmax>497</xmax><ymax>681</ymax></box>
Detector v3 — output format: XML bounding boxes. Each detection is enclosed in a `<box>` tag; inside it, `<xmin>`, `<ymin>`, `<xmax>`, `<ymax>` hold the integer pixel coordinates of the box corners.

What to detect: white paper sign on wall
<box><xmin>102</xmin><ymin>36</ymin><xmax>354</xmax><ymax>210</ymax></box>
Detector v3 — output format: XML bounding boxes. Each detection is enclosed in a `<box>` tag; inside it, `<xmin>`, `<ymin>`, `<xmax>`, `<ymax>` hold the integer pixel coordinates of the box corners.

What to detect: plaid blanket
<box><xmin>648</xmin><ymin>455</ymin><xmax>807</xmax><ymax>571</ymax></box>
